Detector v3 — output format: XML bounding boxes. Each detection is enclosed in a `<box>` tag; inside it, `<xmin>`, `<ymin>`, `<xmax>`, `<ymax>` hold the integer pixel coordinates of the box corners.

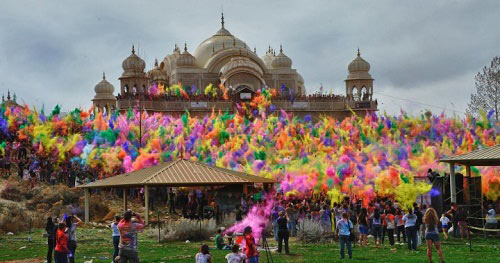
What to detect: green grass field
<box><xmin>0</xmin><ymin>227</ymin><xmax>498</xmax><ymax>262</ymax></box>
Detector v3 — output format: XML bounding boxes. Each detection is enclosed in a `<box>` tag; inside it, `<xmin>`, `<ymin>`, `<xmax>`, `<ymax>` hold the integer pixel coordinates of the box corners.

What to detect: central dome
<box><xmin>193</xmin><ymin>20</ymin><xmax>251</xmax><ymax>68</ymax></box>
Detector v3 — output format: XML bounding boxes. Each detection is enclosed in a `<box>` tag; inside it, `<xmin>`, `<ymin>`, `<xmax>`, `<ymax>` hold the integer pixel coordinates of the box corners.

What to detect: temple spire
<box><xmin>221</xmin><ymin>11</ymin><xmax>225</xmax><ymax>28</ymax></box>
<box><xmin>357</xmin><ymin>48</ymin><xmax>360</xmax><ymax>56</ymax></box>
<box><xmin>132</xmin><ymin>45</ymin><xmax>135</xmax><ymax>54</ymax></box>
<box><xmin>103</xmin><ymin>72</ymin><xmax>106</xmax><ymax>80</ymax></box>
<box><xmin>154</xmin><ymin>58</ymin><xmax>158</xmax><ymax>67</ymax></box>
<box><xmin>184</xmin><ymin>42</ymin><xmax>188</xmax><ymax>52</ymax></box>
<box><xmin>280</xmin><ymin>44</ymin><xmax>283</xmax><ymax>53</ymax></box>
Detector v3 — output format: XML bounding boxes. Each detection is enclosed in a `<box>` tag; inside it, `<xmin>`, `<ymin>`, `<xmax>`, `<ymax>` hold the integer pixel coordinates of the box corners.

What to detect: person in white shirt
<box><xmin>110</xmin><ymin>216</ymin><xmax>121</xmax><ymax>262</ymax></box>
<box><xmin>440</xmin><ymin>214</ymin><xmax>450</xmax><ymax>240</ymax></box>
<box><xmin>336</xmin><ymin>212</ymin><xmax>353</xmax><ymax>259</ymax></box>
<box><xmin>225</xmin><ymin>244</ymin><xmax>246</xmax><ymax>263</ymax></box>
<box><xmin>195</xmin><ymin>244</ymin><xmax>212</xmax><ymax>263</ymax></box>
<box><xmin>403</xmin><ymin>209</ymin><xmax>418</xmax><ymax>251</ymax></box>
<box><xmin>485</xmin><ymin>205</ymin><xmax>497</xmax><ymax>234</ymax></box>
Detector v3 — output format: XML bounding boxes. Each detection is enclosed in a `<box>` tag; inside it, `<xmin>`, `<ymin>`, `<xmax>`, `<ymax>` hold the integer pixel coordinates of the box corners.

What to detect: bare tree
<box><xmin>467</xmin><ymin>56</ymin><xmax>500</xmax><ymax>122</ymax></box>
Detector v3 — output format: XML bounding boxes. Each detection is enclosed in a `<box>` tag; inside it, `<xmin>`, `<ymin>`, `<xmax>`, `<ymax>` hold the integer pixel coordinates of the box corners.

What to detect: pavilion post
<box><xmin>145</xmin><ymin>185</ymin><xmax>149</xmax><ymax>225</ymax></box>
<box><xmin>243</xmin><ymin>184</ymin><xmax>248</xmax><ymax>195</ymax></box>
<box><xmin>450</xmin><ymin>162</ymin><xmax>456</xmax><ymax>203</ymax></box>
<box><xmin>84</xmin><ymin>188</ymin><xmax>89</xmax><ymax>223</ymax></box>
<box><xmin>123</xmin><ymin>188</ymin><xmax>128</xmax><ymax>211</ymax></box>
<box><xmin>466</xmin><ymin>165</ymin><xmax>472</xmax><ymax>204</ymax></box>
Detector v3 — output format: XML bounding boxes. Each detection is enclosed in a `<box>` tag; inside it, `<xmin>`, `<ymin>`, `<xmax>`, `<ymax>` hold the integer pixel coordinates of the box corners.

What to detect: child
<box><xmin>225</xmin><ymin>244</ymin><xmax>246</xmax><ymax>263</ymax></box>
<box><xmin>195</xmin><ymin>244</ymin><xmax>212</xmax><ymax>263</ymax></box>
<box><xmin>215</xmin><ymin>229</ymin><xmax>230</xmax><ymax>250</ymax></box>
<box><xmin>243</xmin><ymin>226</ymin><xmax>259</xmax><ymax>263</ymax></box>
<box><xmin>440</xmin><ymin>214</ymin><xmax>450</xmax><ymax>240</ymax></box>
<box><xmin>110</xmin><ymin>216</ymin><xmax>120</xmax><ymax>261</ymax></box>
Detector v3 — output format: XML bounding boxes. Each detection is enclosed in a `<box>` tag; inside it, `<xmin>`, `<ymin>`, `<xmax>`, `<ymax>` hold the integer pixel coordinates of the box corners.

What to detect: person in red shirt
<box><xmin>118</xmin><ymin>210</ymin><xmax>144</xmax><ymax>263</ymax></box>
<box><xmin>243</xmin><ymin>226</ymin><xmax>259</xmax><ymax>263</ymax></box>
<box><xmin>54</xmin><ymin>223</ymin><xmax>68</xmax><ymax>263</ymax></box>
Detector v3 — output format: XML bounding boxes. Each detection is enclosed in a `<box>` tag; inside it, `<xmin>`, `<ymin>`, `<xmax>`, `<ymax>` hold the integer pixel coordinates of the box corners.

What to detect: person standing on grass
<box><xmin>118</xmin><ymin>210</ymin><xmax>144</xmax><ymax>263</ymax></box>
<box><xmin>440</xmin><ymin>214</ymin><xmax>450</xmax><ymax>240</ymax></box>
<box><xmin>446</xmin><ymin>203</ymin><xmax>458</xmax><ymax>237</ymax></box>
<box><xmin>371</xmin><ymin>209</ymin><xmax>382</xmax><ymax>247</ymax></box>
<box><xmin>456</xmin><ymin>206</ymin><xmax>469</xmax><ymax>240</ymax></box>
<box><xmin>111</xmin><ymin>216</ymin><xmax>121</xmax><ymax>262</ymax></box>
<box><xmin>225</xmin><ymin>244</ymin><xmax>246</xmax><ymax>263</ymax></box>
<box><xmin>195</xmin><ymin>244</ymin><xmax>212</xmax><ymax>263</ymax></box>
<box><xmin>485</xmin><ymin>205</ymin><xmax>498</xmax><ymax>235</ymax></box>
<box><xmin>358</xmin><ymin>208</ymin><xmax>369</xmax><ymax>246</ymax></box>
<box><xmin>386</xmin><ymin>209</ymin><xmax>396</xmax><ymax>249</ymax></box>
<box><xmin>286</xmin><ymin>203</ymin><xmax>297</xmax><ymax>237</ymax></box>
<box><xmin>424</xmin><ymin>208</ymin><xmax>444</xmax><ymax>263</ymax></box>
<box><xmin>403</xmin><ymin>208</ymin><xmax>418</xmax><ymax>251</ymax></box>
<box><xmin>396</xmin><ymin>208</ymin><xmax>406</xmax><ymax>244</ymax></box>
<box><xmin>277</xmin><ymin>211</ymin><xmax>290</xmax><ymax>254</ymax></box>
<box><xmin>54</xmin><ymin>223</ymin><xmax>68</xmax><ymax>263</ymax></box>
<box><xmin>46</xmin><ymin>217</ymin><xmax>57</xmax><ymax>263</ymax></box>
<box><xmin>65</xmin><ymin>215</ymin><xmax>83</xmax><ymax>263</ymax></box>
<box><xmin>337</xmin><ymin>212</ymin><xmax>353</xmax><ymax>259</ymax></box>
<box><xmin>414</xmin><ymin>204</ymin><xmax>423</xmax><ymax>246</ymax></box>
<box><xmin>242</xmin><ymin>226</ymin><xmax>259</xmax><ymax>263</ymax></box>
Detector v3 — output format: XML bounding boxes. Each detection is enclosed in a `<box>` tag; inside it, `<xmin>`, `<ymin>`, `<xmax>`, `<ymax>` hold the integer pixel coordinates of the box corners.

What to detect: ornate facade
<box><xmin>92</xmin><ymin>14</ymin><xmax>377</xmax><ymax>119</ymax></box>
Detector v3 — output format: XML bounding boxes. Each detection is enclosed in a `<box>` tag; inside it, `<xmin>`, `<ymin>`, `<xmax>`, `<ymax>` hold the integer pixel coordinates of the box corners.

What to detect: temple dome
<box><xmin>176</xmin><ymin>44</ymin><xmax>196</xmax><ymax>67</ymax></box>
<box><xmin>148</xmin><ymin>59</ymin><xmax>168</xmax><ymax>81</ymax></box>
<box><xmin>261</xmin><ymin>47</ymin><xmax>275</xmax><ymax>69</ymax></box>
<box><xmin>193</xmin><ymin>18</ymin><xmax>251</xmax><ymax>68</ymax></box>
<box><xmin>94</xmin><ymin>73</ymin><xmax>116</xmax><ymax>100</ymax></box>
<box><xmin>346</xmin><ymin>49</ymin><xmax>372</xmax><ymax>80</ymax></box>
<box><xmin>271</xmin><ymin>46</ymin><xmax>292</xmax><ymax>69</ymax></box>
<box><xmin>122</xmin><ymin>45</ymin><xmax>146</xmax><ymax>73</ymax></box>
<box><xmin>297</xmin><ymin>73</ymin><xmax>304</xmax><ymax>84</ymax></box>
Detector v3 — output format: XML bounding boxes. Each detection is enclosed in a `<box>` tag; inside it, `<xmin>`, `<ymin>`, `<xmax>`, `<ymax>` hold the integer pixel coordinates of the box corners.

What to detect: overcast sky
<box><xmin>1</xmin><ymin>0</ymin><xmax>499</xmax><ymax>116</ymax></box>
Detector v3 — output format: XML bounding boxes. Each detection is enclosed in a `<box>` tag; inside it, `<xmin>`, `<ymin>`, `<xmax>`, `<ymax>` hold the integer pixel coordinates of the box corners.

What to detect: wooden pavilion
<box><xmin>440</xmin><ymin>144</ymin><xmax>500</xmax><ymax>203</ymax></box>
<box><xmin>77</xmin><ymin>159</ymin><xmax>275</xmax><ymax>224</ymax></box>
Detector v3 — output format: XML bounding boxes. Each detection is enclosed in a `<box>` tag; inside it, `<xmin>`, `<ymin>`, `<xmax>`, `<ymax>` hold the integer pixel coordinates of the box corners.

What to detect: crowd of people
<box><xmin>0</xmin><ymin>139</ymin><xmax>101</xmax><ymax>188</ymax></box>
<box><xmin>266</xmin><ymin>192</ymin><xmax>498</xmax><ymax>262</ymax></box>
<box><xmin>45</xmin><ymin>214</ymin><xmax>83</xmax><ymax>263</ymax></box>
<box><xmin>115</xmin><ymin>87</ymin><xmax>348</xmax><ymax>103</ymax></box>
<box><xmin>40</xmin><ymin>187</ymin><xmax>499</xmax><ymax>263</ymax></box>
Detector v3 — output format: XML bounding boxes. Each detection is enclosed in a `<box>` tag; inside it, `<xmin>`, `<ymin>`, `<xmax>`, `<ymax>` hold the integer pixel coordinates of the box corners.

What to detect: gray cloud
<box><xmin>0</xmin><ymin>0</ymin><xmax>498</xmax><ymax>116</ymax></box>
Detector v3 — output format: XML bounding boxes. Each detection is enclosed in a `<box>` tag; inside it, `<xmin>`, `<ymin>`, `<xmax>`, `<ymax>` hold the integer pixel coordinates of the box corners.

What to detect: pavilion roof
<box><xmin>77</xmin><ymin>159</ymin><xmax>275</xmax><ymax>188</ymax></box>
<box><xmin>439</xmin><ymin>144</ymin><xmax>500</xmax><ymax>166</ymax></box>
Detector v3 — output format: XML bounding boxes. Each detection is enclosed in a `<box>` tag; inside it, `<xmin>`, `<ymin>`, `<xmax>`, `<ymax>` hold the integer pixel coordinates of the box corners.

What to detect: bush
<box><xmin>0</xmin><ymin>176</ymin><xmax>33</xmax><ymax>201</ymax></box>
<box><xmin>0</xmin><ymin>181</ymin><xmax>23</xmax><ymax>201</ymax></box>
<box><xmin>159</xmin><ymin>219</ymin><xmax>217</xmax><ymax>242</ymax></box>
<box><xmin>297</xmin><ymin>219</ymin><xmax>331</xmax><ymax>243</ymax></box>
<box><xmin>26</xmin><ymin>184</ymin><xmax>81</xmax><ymax>210</ymax></box>
<box><xmin>0</xmin><ymin>203</ymin><xmax>43</xmax><ymax>233</ymax></box>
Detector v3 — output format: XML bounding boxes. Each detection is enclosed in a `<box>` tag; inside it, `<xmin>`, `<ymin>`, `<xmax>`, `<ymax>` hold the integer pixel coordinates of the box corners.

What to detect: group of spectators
<box><xmin>268</xmin><ymin>192</ymin><xmax>498</xmax><ymax>262</ymax></box>
<box><xmin>273</xmin><ymin>93</ymin><xmax>345</xmax><ymax>102</ymax></box>
<box><xmin>117</xmin><ymin>92</ymin><xmax>233</xmax><ymax>102</ymax></box>
<box><xmin>0</xmin><ymin>139</ymin><xmax>98</xmax><ymax>188</ymax></box>
<box><xmin>115</xmin><ymin>86</ymin><xmax>350</xmax><ymax>103</ymax></box>
<box><xmin>45</xmin><ymin>214</ymin><xmax>83</xmax><ymax>263</ymax></box>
